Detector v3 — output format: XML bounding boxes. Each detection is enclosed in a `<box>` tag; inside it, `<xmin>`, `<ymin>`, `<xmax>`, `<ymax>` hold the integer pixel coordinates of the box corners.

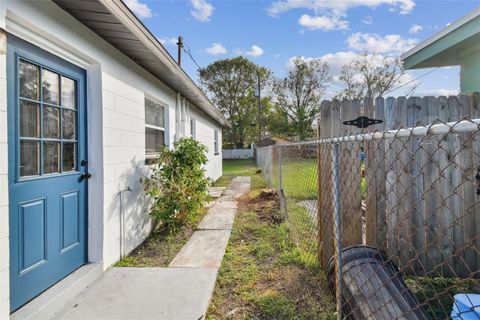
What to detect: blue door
<box><xmin>7</xmin><ymin>36</ymin><xmax>88</xmax><ymax>311</ymax></box>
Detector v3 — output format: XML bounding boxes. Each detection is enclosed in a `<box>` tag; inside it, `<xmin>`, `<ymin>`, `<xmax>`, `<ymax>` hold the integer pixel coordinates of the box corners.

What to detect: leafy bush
<box><xmin>145</xmin><ymin>138</ymin><xmax>210</xmax><ymax>232</ymax></box>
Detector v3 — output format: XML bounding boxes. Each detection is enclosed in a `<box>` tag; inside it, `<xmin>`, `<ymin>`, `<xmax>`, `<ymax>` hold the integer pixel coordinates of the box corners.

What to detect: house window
<box><xmin>145</xmin><ymin>98</ymin><xmax>165</xmax><ymax>157</ymax></box>
<box><xmin>214</xmin><ymin>130</ymin><xmax>219</xmax><ymax>155</ymax></box>
<box><xmin>190</xmin><ymin>118</ymin><xmax>196</xmax><ymax>139</ymax></box>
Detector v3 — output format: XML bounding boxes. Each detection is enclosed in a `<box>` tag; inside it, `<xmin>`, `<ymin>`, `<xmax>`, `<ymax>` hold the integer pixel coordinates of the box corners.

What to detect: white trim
<box><xmin>145</xmin><ymin>124</ymin><xmax>165</xmax><ymax>131</ymax></box>
<box><xmin>401</xmin><ymin>8</ymin><xmax>480</xmax><ymax>60</ymax></box>
<box><xmin>5</xmin><ymin>11</ymin><xmax>95</xmax><ymax>69</ymax></box>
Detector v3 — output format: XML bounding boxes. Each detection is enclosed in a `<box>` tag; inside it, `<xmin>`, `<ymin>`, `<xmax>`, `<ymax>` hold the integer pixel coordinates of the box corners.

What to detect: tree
<box><xmin>198</xmin><ymin>57</ymin><xmax>270</xmax><ymax>149</ymax></box>
<box><xmin>335</xmin><ymin>53</ymin><xmax>404</xmax><ymax>100</ymax></box>
<box><xmin>272</xmin><ymin>57</ymin><xmax>331</xmax><ymax>140</ymax></box>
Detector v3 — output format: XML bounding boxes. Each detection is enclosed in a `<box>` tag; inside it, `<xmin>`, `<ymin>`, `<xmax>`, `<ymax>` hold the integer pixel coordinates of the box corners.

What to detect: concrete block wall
<box><xmin>223</xmin><ymin>149</ymin><xmax>253</xmax><ymax>159</ymax></box>
<box><xmin>101</xmin><ymin>72</ymin><xmax>152</xmax><ymax>268</ymax></box>
<box><xmin>189</xmin><ymin>106</ymin><xmax>223</xmax><ymax>181</ymax></box>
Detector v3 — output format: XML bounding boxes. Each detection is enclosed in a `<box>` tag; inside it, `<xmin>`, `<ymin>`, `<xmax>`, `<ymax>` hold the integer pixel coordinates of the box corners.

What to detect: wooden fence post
<box><xmin>319</xmin><ymin>100</ymin><xmax>333</xmax><ymax>269</ymax></box>
<box><xmin>365</xmin><ymin>97</ymin><xmax>387</xmax><ymax>249</ymax></box>
<box><xmin>316</xmin><ymin>116</ymin><xmax>323</xmax><ymax>266</ymax></box>
<box><xmin>339</xmin><ymin>99</ymin><xmax>363</xmax><ymax>246</ymax></box>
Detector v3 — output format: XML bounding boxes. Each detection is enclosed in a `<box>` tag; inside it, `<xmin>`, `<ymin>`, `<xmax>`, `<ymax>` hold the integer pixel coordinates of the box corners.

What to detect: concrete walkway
<box><xmin>53</xmin><ymin>177</ymin><xmax>250</xmax><ymax>320</ymax></box>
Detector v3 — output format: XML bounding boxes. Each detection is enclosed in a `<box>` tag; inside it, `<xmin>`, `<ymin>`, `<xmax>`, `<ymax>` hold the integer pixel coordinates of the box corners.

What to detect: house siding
<box><xmin>459</xmin><ymin>51</ymin><xmax>480</xmax><ymax>94</ymax></box>
<box><xmin>0</xmin><ymin>0</ymin><xmax>224</xmax><ymax>315</ymax></box>
<box><xmin>189</xmin><ymin>105</ymin><xmax>223</xmax><ymax>182</ymax></box>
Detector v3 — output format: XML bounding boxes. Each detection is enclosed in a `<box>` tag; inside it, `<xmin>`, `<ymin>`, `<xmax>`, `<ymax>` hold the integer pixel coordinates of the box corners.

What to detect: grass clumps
<box><xmin>406</xmin><ymin>276</ymin><xmax>480</xmax><ymax>319</ymax></box>
<box><xmin>115</xmin><ymin>207</ymin><xmax>208</xmax><ymax>267</ymax></box>
<box><xmin>207</xmin><ymin>185</ymin><xmax>335</xmax><ymax>320</ymax></box>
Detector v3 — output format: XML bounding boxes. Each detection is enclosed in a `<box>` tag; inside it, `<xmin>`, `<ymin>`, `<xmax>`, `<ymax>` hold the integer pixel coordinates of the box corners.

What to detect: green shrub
<box><xmin>145</xmin><ymin>138</ymin><xmax>210</xmax><ymax>232</ymax></box>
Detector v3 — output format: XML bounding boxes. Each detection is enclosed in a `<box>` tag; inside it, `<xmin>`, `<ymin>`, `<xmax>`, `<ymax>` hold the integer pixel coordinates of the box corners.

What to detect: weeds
<box><xmin>207</xmin><ymin>162</ymin><xmax>335</xmax><ymax>319</ymax></box>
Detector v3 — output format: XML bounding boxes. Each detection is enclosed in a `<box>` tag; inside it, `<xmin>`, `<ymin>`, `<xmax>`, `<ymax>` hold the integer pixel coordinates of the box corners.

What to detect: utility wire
<box><xmin>182</xmin><ymin>41</ymin><xmax>202</xmax><ymax>70</ymax></box>
<box><xmin>384</xmin><ymin>67</ymin><xmax>439</xmax><ymax>95</ymax></box>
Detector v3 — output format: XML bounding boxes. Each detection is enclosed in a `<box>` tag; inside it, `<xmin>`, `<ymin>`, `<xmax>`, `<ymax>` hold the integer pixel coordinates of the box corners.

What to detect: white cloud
<box><xmin>414</xmin><ymin>88</ymin><xmax>459</xmax><ymax>97</ymax></box>
<box><xmin>246</xmin><ymin>45</ymin><xmax>264</xmax><ymax>57</ymax></box>
<box><xmin>124</xmin><ymin>0</ymin><xmax>152</xmax><ymax>18</ymax></box>
<box><xmin>299</xmin><ymin>14</ymin><xmax>348</xmax><ymax>31</ymax></box>
<box><xmin>269</xmin><ymin>0</ymin><xmax>414</xmax><ymax>32</ymax></box>
<box><xmin>191</xmin><ymin>0</ymin><xmax>214</xmax><ymax>22</ymax></box>
<box><xmin>409</xmin><ymin>24</ymin><xmax>423</xmax><ymax>34</ymax></box>
<box><xmin>158</xmin><ymin>37</ymin><xmax>177</xmax><ymax>46</ymax></box>
<box><xmin>362</xmin><ymin>15</ymin><xmax>373</xmax><ymax>25</ymax></box>
<box><xmin>347</xmin><ymin>32</ymin><xmax>418</xmax><ymax>54</ymax></box>
<box><xmin>269</xmin><ymin>0</ymin><xmax>415</xmax><ymax>16</ymax></box>
<box><xmin>205</xmin><ymin>43</ymin><xmax>227</xmax><ymax>55</ymax></box>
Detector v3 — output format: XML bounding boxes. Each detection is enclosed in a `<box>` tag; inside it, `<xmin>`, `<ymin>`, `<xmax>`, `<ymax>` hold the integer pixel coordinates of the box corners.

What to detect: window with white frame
<box><xmin>214</xmin><ymin>130</ymin><xmax>219</xmax><ymax>155</ymax></box>
<box><xmin>190</xmin><ymin>118</ymin><xmax>196</xmax><ymax>139</ymax></box>
<box><xmin>145</xmin><ymin>97</ymin><xmax>165</xmax><ymax>157</ymax></box>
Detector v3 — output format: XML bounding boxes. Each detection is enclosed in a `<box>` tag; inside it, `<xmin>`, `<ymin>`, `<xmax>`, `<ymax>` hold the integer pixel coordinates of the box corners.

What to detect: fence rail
<box><xmin>256</xmin><ymin>95</ymin><xmax>480</xmax><ymax>320</ymax></box>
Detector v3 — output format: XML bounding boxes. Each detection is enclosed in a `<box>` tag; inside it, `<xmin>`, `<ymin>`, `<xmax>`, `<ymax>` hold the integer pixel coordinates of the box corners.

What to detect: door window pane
<box><xmin>145</xmin><ymin>99</ymin><xmax>164</xmax><ymax>128</ymax></box>
<box><xmin>61</xmin><ymin>76</ymin><xmax>76</xmax><ymax>109</ymax></box>
<box><xmin>43</xmin><ymin>141</ymin><xmax>60</xmax><ymax>174</ymax></box>
<box><xmin>145</xmin><ymin>128</ymin><xmax>164</xmax><ymax>155</ymax></box>
<box><xmin>43</xmin><ymin>106</ymin><xmax>60</xmax><ymax>139</ymax></box>
<box><xmin>42</xmin><ymin>69</ymin><xmax>59</xmax><ymax>105</ymax></box>
<box><xmin>20</xmin><ymin>140</ymin><xmax>39</xmax><ymax>177</ymax></box>
<box><xmin>19</xmin><ymin>60</ymin><xmax>39</xmax><ymax>100</ymax></box>
<box><xmin>62</xmin><ymin>110</ymin><xmax>76</xmax><ymax>140</ymax></box>
<box><xmin>20</xmin><ymin>101</ymin><xmax>40</xmax><ymax>138</ymax></box>
<box><xmin>17</xmin><ymin>59</ymin><xmax>81</xmax><ymax>177</ymax></box>
<box><xmin>63</xmin><ymin>142</ymin><xmax>76</xmax><ymax>172</ymax></box>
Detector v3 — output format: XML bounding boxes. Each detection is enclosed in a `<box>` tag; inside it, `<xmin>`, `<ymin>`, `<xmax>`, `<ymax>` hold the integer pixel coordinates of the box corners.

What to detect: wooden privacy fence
<box><xmin>317</xmin><ymin>95</ymin><xmax>480</xmax><ymax>278</ymax></box>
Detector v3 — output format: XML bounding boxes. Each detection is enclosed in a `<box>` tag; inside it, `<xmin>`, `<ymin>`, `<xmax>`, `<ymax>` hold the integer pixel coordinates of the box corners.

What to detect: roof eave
<box><xmin>52</xmin><ymin>0</ymin><xmax>230</xmax><ymax>128</ymax></box>
<box><xmin>401</xmin><ymin>8</ymin><xmax>480</xmax><ymax>70</ymax></box>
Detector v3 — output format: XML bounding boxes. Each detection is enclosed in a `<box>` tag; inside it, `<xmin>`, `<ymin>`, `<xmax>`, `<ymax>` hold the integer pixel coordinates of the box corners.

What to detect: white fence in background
<box><xmin>223</xmin><ymin>148</ymin><xmax>253</xmax><ymax>159</ymax></box>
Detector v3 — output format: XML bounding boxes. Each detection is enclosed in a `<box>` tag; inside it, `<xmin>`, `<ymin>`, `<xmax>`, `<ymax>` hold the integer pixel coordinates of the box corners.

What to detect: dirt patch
<box><xmin>239</xmin><ymin>189</ymin><xmax>283</xmax><ymax>223</ymax></box>
<box><xmin>207</xmin><ymin>188</ymin><xmax>335</xmax><ymax>320</ymax></box>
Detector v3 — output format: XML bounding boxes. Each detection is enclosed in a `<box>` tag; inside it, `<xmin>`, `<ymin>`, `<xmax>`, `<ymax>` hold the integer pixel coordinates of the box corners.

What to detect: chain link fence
<box><xmin>256</xmin><ymin>95</ymin><xmax>480</xmax><ymax>319</ymax></box>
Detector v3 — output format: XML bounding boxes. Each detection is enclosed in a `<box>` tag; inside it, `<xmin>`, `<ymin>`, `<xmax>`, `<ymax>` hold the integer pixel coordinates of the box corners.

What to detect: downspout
<box><xmin>175</xmin><ymin>92</ymin><xmax>181</xmax><ymax>142</ymax></box>
<box><xmin>119</xmin><ymin>186</ymin><xmax>132</xmax><ymax>259</ymax></box>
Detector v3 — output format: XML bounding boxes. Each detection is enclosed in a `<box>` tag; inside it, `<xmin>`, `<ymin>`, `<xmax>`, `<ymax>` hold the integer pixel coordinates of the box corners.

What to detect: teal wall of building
<box><xmin>460</xmin><ymin>50</ymin><xmax>480</xmax><ymax>94</ymax></box>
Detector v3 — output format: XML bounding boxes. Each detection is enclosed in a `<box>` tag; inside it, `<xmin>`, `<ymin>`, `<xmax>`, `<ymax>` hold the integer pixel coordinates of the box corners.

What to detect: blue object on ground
<box><xmin>360</xmin><ymin>151</ymin><xmax>365</xmax><ymax>161</ymax></box>
<box><xmin>451</xmin><ymin>294</ymin><xmax>480</xmax><ymax>319</ymax></box>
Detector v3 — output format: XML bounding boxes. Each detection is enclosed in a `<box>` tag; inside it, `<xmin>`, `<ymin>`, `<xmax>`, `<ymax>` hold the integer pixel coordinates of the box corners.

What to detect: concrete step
<box><xmin>53</xmin><ymin>267</ymin><xmax>218</xmax><ymax>320</ymax></box>
<box><xmin>198</xmin><ymin>207</ymin><xmax>236</xmax><ymax>230</ymax></box>
<box><xmin>169</xmin><ymin>230</ymin><xmax>231</xmax><ymax>268</ymax></box>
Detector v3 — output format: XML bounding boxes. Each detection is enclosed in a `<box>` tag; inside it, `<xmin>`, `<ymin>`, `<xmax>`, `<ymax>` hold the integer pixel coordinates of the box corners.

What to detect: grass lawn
<box><xmin>276</xmin><ymin>159</ymin><xmax>318</xmax><ymax>200</ymax></box>
<box><xmin>215</xmin><ymin>159</ymin><xmax>265</xmax><ymax>190</ymax></box>
<box><xmin>207</xmin><ymin>160</ymin><xmax>335</xmax><ymax>320</ymax></box>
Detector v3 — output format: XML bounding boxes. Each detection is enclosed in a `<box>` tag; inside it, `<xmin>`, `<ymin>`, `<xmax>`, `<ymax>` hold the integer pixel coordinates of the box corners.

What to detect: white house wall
<box><xmin>0</xmin><ymin>26</ymin><xmax>10</xmax><ymax>319</ymax></box>
<box><xmin>0</xmin><ymin>1</ymin><xmax>224</xmax><ymax>316</ymax></box>
<box><xmin>188</xmin><ymin>104</ymin><xmax>223</xmax><ymax>181</ymax></box>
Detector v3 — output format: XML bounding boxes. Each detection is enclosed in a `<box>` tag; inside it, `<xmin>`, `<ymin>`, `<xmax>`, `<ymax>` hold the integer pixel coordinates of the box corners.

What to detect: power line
<box><xmin>384</xmin><ymin>67</ymin><xmax>439</xmax><ymax>95</ymax></box>
<box><xmin>182</xmin><ymin>41</ymin><xmax>202</xmax><ymax>70</ymax></box>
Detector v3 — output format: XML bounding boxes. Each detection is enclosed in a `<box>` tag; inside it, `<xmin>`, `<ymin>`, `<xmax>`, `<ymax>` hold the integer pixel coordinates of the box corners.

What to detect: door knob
<box><xmin>81</xmin><ymin>172</ymin><xmax>92</xmax><ymax>180</ymax></box>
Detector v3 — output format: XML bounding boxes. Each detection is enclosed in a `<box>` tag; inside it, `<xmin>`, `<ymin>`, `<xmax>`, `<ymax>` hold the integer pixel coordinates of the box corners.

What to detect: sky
<box><xmin>124</xmin><ymin>0</ymin><xmax>480</xmax><ymax>97</ymax></box>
